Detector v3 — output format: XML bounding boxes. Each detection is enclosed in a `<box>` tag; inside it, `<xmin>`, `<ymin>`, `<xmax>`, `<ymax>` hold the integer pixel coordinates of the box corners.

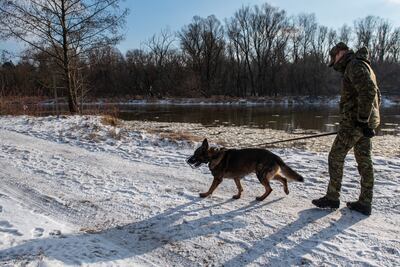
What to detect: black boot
<box><xmin>346</xmin><ymin>201</ymin><xmax>371</xmax><ymax>216</ymax></box>
<box><xmin>312</xmin><ymin>196</ymin><xmax>340</xmax><ymax>209</ymax></box>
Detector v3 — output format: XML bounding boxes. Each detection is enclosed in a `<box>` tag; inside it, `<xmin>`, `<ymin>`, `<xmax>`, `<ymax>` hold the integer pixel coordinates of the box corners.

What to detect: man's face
<box><xmin>333</xmin><ymin>50</ymin><xmax>347</xmax><ymax>65</ymax></box>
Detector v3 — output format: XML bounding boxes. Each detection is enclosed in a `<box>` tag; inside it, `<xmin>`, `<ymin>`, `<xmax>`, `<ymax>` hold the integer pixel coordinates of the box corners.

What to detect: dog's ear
<box><xmin>202</xmin><ymin>138</ymin><xmax>208</xmax><ymax>148</ymax></box>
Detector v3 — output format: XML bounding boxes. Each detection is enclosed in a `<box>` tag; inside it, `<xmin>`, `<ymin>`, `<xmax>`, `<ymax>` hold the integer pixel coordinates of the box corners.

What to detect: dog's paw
<box><xmin>199</xmin><ymin>193</ymin><xmax>209</xmax><ymax>198</ymax></box>
<box><xmin>232</xmin><ymin>194</ymin><xmax>241</xmax><ymax>199</ymax></box>
<box><xmin>256</xmin><ymin>196</ymin><xmax>266</xmax><ymax>201</ymax></box>
<box><xmin>284</xmin><ymin>189</ymin><xmax>289</xmax><ymax>195</ymax></box>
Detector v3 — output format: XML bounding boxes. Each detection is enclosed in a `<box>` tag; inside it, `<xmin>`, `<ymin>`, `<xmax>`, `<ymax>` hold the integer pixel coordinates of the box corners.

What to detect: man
<box><xmin>312</xmin><ymin>42</ymin><xmax>381</xmax><ymax>216</ymax></box>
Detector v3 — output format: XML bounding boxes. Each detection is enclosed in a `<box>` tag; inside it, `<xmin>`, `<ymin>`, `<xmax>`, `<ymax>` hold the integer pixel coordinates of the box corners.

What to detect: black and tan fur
<box><xmin>187</xmin><ymin>139</ymin><xmax>304</xmax><ymax>201</ymax></box>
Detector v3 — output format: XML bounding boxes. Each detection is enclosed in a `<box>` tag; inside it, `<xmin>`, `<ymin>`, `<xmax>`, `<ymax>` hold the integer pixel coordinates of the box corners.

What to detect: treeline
<box><xmin>1</xmin><ymin>3</ymin><xmax>400</xmax><ymax>100</ymax></box>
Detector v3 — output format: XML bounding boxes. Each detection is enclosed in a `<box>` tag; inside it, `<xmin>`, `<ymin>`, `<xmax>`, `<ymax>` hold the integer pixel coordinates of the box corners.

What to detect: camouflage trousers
<box><xmin>326</xmin><ymin>127</ymin><xmax>374</xmax><ymax>204</ymax></box>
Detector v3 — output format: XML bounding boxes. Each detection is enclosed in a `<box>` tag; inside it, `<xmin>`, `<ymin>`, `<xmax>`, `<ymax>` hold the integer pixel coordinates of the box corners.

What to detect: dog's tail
<box><xmin>277</xmin><ymin>158</ymin><xmax>304</xmax><ymax>182</ymax></box>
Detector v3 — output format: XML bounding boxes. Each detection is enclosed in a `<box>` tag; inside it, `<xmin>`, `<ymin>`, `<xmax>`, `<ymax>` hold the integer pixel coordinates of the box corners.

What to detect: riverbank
<box><xmin>1</xmin><ymin>115</ymin><xmax>398</xmax><ymax>157</ymax></box>
<box><xmin>38</xmin><ymin>95</ymin><xmax>400</xmax><ymax>107</ymax></box>
<box><xmin>125</xmin><ymin>120</ymin><xmax>400</xmax><ymax>158</ymax></box>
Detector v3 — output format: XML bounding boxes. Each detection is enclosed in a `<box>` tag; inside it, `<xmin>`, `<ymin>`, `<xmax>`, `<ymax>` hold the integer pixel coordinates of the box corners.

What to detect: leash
<box><xmin>249</xmin><ymin>132</ymin><xmax>338</xmax><ymax>148</ymax></box>
<box><xmin>187</xmin><ymin>132</ymin><xmax>338</xmax><ymax>168</ymax></box>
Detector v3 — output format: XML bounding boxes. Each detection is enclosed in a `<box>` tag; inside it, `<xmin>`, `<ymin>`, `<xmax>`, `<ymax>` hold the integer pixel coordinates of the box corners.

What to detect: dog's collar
<box><xmin>209</xmin><ymin>148</ymin><xmax>227</xmax><ymax>170</ymax></box>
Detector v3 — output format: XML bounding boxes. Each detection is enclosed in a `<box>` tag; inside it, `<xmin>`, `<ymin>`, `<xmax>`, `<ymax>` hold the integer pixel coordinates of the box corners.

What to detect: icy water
<box><xmin>115</xmin><ymin>104</ymin><xmax>400</xmax><ymax>135</ymax></box>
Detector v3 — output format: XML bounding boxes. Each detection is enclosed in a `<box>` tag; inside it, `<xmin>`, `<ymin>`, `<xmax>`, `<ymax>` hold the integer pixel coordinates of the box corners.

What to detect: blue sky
<box><xmin>120</xmin><ymin>0</ymin><xmax>400</xmax><ymax>51</ymax></box>
<box><xmin>1</xmin><ymin>0</ymin><xmax>400</xmax><ymax>55</ymax></box>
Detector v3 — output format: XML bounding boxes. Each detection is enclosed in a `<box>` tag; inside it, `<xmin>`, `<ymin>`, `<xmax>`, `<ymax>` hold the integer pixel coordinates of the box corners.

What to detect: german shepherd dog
<box><xmin>187</xmin><ymin>139</ymin><xmax>304</xmax><ymax>201</ymax></box>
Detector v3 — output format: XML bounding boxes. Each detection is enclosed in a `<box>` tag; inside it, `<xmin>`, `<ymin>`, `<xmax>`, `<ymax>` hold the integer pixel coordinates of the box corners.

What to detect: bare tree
<box><xmin>289</xmin><ymin>14</ymin><xmax>318</xmax><ymax>95</ymax></box>
<box><xmin>125</xmin><ymin>49</ymin><xmax>153</xmax><ymax>96</ymax></box>
<box><xmin>255</xmin><ymin>3</ymin><xmax>289</xmax><ymax>96</ymax></box>
<box><xmin>374</xmin><ymin>19</ymin><xmax>392</xmax><ymax>63</ymax></box>
<box><xmin>146</xmin><ymin>28</ymin><xmax>176</xmax><ymax>68</ymax></box>
<box><xmin>338</xmin><ymin>24</ymin><xmax>352</xmax><ymax>44</ymax></box>
<box><xmin>0</xmin><ymin>0</ymin><xmax>128</xmax><ymax>113</ymax></box>
<box><xmin>179</xmin><ymin>15</ymin><xmax>225</xmax><ymax>97</ymax></box>
<box><xmin>327</xmin><ymin>29</ymin><xmax>338</xmax><ymax>54</ymax></box>
<box><xmin>354</xmin><ymin>16</ymin><xmax>377</xmax><ymax>52</ymax></box>
<box><xmin>225</xmin><ymin>36</ymin><xmax>246</xmax><ymax>96</ymax></box>
<box><xmin>387</xmin><ymin>27</ymin><xmax>400</xmax><ymax>63</ymax></box>
<box><xmin>296</xmin><ymin>14</ymin><xmax>318</xmax><ymax>59</ymax></box>
<box><xmin>144</xmin><ymin>28</ymin><xmax>178</xmax><ymax>96</ymax></box>
<box><xmin>226</xmin><ymin>6</ymin><xmax>255</xmax><ymax>95</ymax></box>
<box><xmin>313</xmin><ymin>26</ymin><xmax>329</xmax><ymax>57</ymax></box>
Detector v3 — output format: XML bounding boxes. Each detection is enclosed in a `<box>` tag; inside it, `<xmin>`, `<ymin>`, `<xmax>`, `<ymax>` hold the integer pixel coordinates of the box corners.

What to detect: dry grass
<box><xmin>0</xmin><ymin>96</ymin><xmax>48</xmax><ymax>116</ymax></box>
<box><xmin>0</xmin><ymin>95</ymin><xmax>125</xmax><ymax>118</ymax></box>
<box><xmin>81</xmin><ymin>102</ymin><xmax>119</xmax><ymax>116</ymax></box>
<box><xmin>101</xmin><ymin>115</ymin><xmax>121</xmax><ymax>127</ymax></box>
<box><xmin>79</xmin><ymin>227</ymin><xmax>102</xmax><ymax>234</ymax></box>
<box><xmin>88</xmin><ymin>132</ymin><xmax>99</xmax><ymax>142</ymax></box>
<box><xmin>108</xmin><ymin>128</ymin><xmax>124</xmax><ymax>140</ymax></box>
<box><xmin>147</xmin><ymin>128</ymin><xmax>204</xmax><ymax>144</ymax></box>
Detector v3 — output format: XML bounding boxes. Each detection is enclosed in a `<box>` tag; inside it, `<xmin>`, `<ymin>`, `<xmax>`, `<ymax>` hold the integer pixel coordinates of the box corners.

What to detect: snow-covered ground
<box><xmin>0</xmin><ymin>116</ymin><xmax>399</xmax><ymax>266</ymax></box>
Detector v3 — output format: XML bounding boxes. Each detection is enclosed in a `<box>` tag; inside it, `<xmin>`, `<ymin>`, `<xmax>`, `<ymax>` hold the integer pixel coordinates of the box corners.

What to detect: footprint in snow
<box><xmin>0</xmin><ymin>220</ymin><xmax>13</xmax><ymax>228</ymax></box>
<box><xmin>0</xmin><ymin>228</ymin><xmax>23</xmax><ymax>236</ymax></box>
<box><xmin>0</xmin><ymin>193</ymin><xmax>10</xmax><ymax>199</ymax></box>
<box><xmin>0</xmin><ymin>221</ymin><xmax>23</xmax><ymax>236</ymax></box>
<box><xmin>49</xmin><ymin>229</ymin><xmax>62</xmax><ymax>237</ymax></box>
<box><xmin>383</xmin><ymin>246</ymin><xmax>399</xmax><ymax>256</ymax></box>
<box><xmin>31</xmin><ymin>227</ymin><xmax>44</xmax><ymax>237</ymax></box>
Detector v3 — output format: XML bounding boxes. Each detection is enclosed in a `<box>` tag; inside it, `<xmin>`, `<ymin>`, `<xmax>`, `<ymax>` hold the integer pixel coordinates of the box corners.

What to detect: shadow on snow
<box><xmin>0</xmin><ymin>194</ymin><xmax>365</xmax><ymax>265</ymax></box>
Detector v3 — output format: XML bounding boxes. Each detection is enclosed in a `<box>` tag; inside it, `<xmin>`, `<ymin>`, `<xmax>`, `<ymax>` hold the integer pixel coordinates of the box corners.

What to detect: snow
<box><xmin>0</xmin><ymin>115</ymin><xmax>399</xmax><ymax>266</ymax></box>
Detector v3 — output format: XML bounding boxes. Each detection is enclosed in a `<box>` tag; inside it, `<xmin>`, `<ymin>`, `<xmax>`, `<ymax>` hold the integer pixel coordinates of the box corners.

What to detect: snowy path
<box><xmin>0</xmin><ymin>116</ymin><xmax>399</xmax><ymax>266</ymax></box>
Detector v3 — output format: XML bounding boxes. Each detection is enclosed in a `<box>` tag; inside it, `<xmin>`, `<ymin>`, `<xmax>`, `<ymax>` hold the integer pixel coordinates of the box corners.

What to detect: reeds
<box><xmin>0</xmin><ymin>96</ymin><xmax>48</xmax><ymax>116</ymax></box>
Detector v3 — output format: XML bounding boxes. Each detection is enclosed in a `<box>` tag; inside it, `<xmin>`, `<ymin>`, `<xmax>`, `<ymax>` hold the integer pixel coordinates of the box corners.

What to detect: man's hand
<box><xmin>355</xmin><ymin>121</ymin><xmax>375</xmax><ymax>138</ymax></box>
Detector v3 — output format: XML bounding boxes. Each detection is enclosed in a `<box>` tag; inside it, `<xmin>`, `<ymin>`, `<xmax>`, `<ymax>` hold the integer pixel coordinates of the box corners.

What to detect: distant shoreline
<box><xmin>38</xmin><ymin>95</ymin><xmax>399</xmax><ymax>107</ymax></box>
<box><xmin>2</xmin><ymin>95</ymin><xmax>398</xmax><ymax>117</ymax></box>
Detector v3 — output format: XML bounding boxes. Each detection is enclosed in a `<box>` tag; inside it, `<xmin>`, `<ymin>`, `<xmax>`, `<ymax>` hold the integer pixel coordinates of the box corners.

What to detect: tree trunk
<box><xmin>61</xmin><ymin>0</ymin><xmax>77</xmax><ymax>114</ymax></box>
<box><xmin>64</xmin><ymin>67</ymin><xmax>77</xmax><ymax>114</ymax></box>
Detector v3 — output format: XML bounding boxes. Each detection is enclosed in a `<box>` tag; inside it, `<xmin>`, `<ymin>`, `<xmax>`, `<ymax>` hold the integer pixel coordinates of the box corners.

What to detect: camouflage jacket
<box><xmin>334</xmin><ymin>47</ymin><xmax>381</xmax><ymax>129</ymax></box>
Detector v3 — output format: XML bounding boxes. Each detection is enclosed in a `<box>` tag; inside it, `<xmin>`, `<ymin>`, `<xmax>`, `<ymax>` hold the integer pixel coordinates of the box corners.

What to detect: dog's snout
<box><xmin>187</xmin><ymin>155</ymin><xmax>196</xmax><ymax>164</ymax></box>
